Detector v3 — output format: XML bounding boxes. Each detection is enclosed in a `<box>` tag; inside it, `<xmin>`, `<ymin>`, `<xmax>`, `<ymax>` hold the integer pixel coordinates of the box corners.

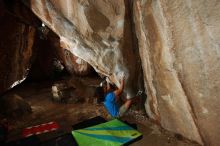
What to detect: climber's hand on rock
<box><xmin>120</xmin><ymin>75</ymin><xmax>125</xmax><ymax>83</ymax></box>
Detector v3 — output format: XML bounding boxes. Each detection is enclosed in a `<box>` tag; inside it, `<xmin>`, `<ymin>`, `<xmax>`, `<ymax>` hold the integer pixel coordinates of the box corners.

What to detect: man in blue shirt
<box><xmin>95</xmin><ymin>76</ymin><xmax>133</xmax><ymax>118</ymax></box>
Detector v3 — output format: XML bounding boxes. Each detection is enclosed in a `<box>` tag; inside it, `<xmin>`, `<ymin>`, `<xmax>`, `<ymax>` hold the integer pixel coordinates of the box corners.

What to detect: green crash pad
<box><xmin>72</xmin><ymin>119</ymin><xmax>142</xmax><ymax>146</ymax></box>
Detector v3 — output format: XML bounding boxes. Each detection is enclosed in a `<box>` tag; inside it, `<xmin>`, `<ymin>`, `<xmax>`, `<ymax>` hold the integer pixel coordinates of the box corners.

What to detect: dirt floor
<box><xmin>0</xmin><ymin>76</ymin><xmax>200</xmax><ymax>146</ymax></box>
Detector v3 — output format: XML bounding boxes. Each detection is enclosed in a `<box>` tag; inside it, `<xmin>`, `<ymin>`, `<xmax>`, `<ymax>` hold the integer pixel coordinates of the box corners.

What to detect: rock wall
<box><xmin>0</xmin><ymin>1</ymin><xmax>36</xmax><ymax>94</ymax></box>
<box><xmin>25</xmin><ymin>0</ymin><xmax>141</xmax><ymax>98</ymax></box>
<box><xmin>27</xmin><ymin>31</ymin><xmax>93</xmax><ymax>81</ymax></box>
<box><xmin>133</xmin><ymin>0</ymin><xmax>220</xmax><ymax>145</ymax></box>
<box><xmin>62</xmin><ymin>49</ymin><xmax>93</xmax><ymax>76</ymax></box>
<box><xmin>37</xmin><ymin>30</ymin><xmax>94</xmax><ymax>77</ymax></box>
<box><xmin>3</xmin><ymin>0</ymin><xmax>219</xmax><ymax>145</ymax></box>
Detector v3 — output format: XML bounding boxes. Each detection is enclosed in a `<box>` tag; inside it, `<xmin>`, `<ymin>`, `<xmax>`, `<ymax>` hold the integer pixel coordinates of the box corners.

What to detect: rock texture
<box><xmin>0</xmin><ymin>1</ymin><xmax>36</xmax><ymax>94</ymax></box>
<box><xmin>52</xmin><ymin>32</ymin><xmax>93</xmax><ymax>76</ymax></box>
<box><xmin>2</xmin><ymin>0</ymin><xmax>220</xmax><ymax>145</ymax></box>
<box><xmin>0</xmin><ymin>94</ymin><xmax>32</xmax><ymax>118</ymax></box>
<box><xmin>57</xmin><ymin>33</ymin><xmax>93</xmax><ymax>76</ymax></box>
<box><xmin>27</xmin><ymin>30</ymin><xmax>93</xmax><ymax>81</ymax></box>
<box><xmin>133</xmin><ymin>0</ymin><xmax>220</xmax><ymax>145</ymax></box>
<box><xmin>62</xmin><ymin>49</ymin><xmax>92</xmax><ymax>76</ymax></box>
<box><xmin>24</xmin><ymin>0</ymin><xmax>220</xmax><ymax>145</ymax></box>
<box><xmin>25</xmin><ymin>0</ymin><xmax>141</xmax><ymax>98</ymax></box>
<box><xmin>0</xmin><ymin>0</ymin><xmax>95</xmax><ymax>89</ymax></box>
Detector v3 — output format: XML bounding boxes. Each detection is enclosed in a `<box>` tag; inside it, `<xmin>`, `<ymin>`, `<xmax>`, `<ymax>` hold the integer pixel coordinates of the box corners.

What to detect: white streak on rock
<box><xmin>10</xmin><ymin>76</ymin><xmax>26</xmax><ymax>88</ymax></box>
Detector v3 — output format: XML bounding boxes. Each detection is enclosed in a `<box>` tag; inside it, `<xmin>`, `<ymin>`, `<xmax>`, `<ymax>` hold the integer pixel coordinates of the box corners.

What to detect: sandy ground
<box><xmin>0</xmin><ymin>77</ymin><xmax>200</xmax><ymax>146</ymax></box>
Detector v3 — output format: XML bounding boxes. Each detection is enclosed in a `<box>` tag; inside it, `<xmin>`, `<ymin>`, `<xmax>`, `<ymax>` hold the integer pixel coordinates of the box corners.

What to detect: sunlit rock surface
<box><xmin>0</xmin><ymin>1</ymin><xmax>36</xmax><ymax>93</ymax></box>
<box><xmin>25</xmin><ymin>0</ymin><xmax>141</xmax><ymax>98</ymax></box>
<box><xmin>134</xmin><ymin>0</ymin><xmax>220</xmax><ymax>145</ymax></box>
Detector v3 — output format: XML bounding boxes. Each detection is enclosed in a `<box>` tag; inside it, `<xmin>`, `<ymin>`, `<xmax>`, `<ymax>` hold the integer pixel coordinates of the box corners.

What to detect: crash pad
<box><xmin>72</xmin><ymin>119</ymin><xmax>142</xmax><ymax>146</ymax></box>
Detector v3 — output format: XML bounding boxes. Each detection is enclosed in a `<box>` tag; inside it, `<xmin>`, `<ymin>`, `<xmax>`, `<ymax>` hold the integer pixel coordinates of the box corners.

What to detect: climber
<box><xmin>95</xmin><ymin>75</ymin><xmax>142</xmax><ymax>118</ymax></box>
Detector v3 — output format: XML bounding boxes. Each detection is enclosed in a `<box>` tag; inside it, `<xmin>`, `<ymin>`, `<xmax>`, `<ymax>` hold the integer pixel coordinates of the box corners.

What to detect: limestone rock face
<box><xmin>133</xmin><ymin>0</ymin><xmax>220</xmax><ymax>145</ymax></box>
<box><xmin>0</xmin><ymin>1</ymin><xmax>36</xmax><ymax>93</ymax></box>
<box><xmin>26</xmin><ymin>0</ymin><xmax>141</xmax><ymax>98</ymax></box>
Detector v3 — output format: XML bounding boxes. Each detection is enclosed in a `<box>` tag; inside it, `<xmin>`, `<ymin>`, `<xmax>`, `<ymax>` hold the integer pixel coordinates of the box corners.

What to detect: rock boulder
<box><xmin>133</xmin><ymin>0</ymin><xmax>220</xmax><ymax>145</ymax></box>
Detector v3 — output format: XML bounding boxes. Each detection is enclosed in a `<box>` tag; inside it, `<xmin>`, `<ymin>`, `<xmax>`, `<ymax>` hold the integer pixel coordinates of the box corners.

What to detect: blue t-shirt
<box><xmin>104</xmin><ymin>92</ymin><xmax>119</xmax><ymax>117</ymax></box>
